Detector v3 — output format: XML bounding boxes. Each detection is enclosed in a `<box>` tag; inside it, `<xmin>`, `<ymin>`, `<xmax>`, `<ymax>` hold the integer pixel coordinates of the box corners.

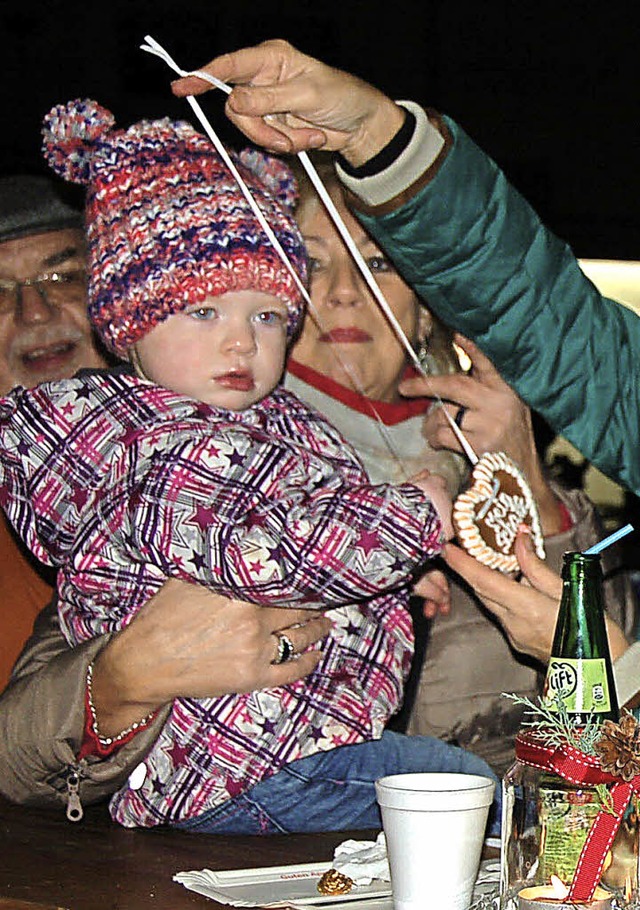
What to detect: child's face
<box><xmin>133</xmin><ymin>290</ymin><xmax>289</xmax><ymax>410</ymax></box>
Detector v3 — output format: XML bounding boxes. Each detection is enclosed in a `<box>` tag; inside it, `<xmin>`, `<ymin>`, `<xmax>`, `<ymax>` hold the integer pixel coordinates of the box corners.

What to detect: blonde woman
<box><xmin>286</xmin><ymin>157</ymin><xmax>634</xmax><ymax>773</ymax></box>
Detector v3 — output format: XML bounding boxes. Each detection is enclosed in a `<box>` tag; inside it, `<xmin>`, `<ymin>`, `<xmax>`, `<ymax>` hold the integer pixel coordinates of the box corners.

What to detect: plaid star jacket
<box><xmin>0</xmin><ymin>370</ymin><xmax>442</xmax><ymax>827</ymax></box>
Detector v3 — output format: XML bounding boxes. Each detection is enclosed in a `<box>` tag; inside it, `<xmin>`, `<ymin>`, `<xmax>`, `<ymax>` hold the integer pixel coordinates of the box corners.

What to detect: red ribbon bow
<box><xmin>515</xmin><ymin>732</ymin><xmax>640</xmax><ymax>900</ymax></box>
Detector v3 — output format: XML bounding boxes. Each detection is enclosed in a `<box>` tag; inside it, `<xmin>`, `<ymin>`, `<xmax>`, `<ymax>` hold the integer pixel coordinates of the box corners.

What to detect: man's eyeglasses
<box><xmin>0</xmin><ymin>269</ymin><xmax>87</xmax><ymax>315</ymax></box>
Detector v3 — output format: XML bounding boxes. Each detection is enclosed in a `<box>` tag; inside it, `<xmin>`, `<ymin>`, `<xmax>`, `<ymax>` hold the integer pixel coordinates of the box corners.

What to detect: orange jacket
<box><xmin>0</xmin><ymin>515</ymin><xmax>53</xmax><ymax>690</ymax></box>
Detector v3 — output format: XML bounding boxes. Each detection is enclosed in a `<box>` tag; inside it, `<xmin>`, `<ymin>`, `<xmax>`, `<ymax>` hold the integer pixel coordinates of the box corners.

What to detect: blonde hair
<box><xmin>291</xmin><ymin>152</ymin><xmax>463</xmax><ymax>379</ymax></box>
<box><xmin>291</xmin><ymin>153</ymin><xmax>468</xmax><ymax>495</ymax></box>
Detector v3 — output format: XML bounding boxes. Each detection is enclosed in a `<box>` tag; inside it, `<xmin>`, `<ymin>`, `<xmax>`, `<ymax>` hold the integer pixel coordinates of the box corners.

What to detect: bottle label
<box><xmin>544</xmin><ymin>657</ymin><xmax>611</xmax><ymax>713</ymax></box>
<box><xmin>539</xmin><ymin>784</ymin><xmax>600</xmax><ymax>882</ymax></box>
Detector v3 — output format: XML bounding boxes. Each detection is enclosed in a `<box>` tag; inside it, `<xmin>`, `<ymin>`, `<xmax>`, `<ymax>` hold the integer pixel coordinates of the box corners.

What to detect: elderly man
<box><xmin>0</xmin><ymin>176</ymin><xmax>106</xmax><ymax>684</ymax></box>
<box><xmin>0</xmin><ymin>175</ymin><xmax>329</xmax><ymax>811</ymax></box>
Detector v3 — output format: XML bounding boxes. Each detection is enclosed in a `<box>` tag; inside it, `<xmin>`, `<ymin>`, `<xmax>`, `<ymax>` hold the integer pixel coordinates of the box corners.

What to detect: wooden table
<box><xmin>0</xmin><ymin>797</ymin><xmax>369</xmax><ymax>910</ymax></box>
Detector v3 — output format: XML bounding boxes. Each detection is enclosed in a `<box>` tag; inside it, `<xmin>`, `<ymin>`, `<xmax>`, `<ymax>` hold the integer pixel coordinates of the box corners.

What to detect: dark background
<box><xmin>2</xmin><ymin>0</ymin><xmax>639</xmax><ymax>258</ymax></box>
<box><xmin>4</xmin><ymin>1</ymin><xmax>640</xmax><ymax>550</ymax></box>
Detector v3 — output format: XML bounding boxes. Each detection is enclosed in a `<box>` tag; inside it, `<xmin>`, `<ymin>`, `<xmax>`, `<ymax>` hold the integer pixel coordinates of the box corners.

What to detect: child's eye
<box><xmin>307</xmin><ymin>257</ymin><xmax>323</xmax><ymax>274</ymax></box>
<box><xmin>257</xmin><ymin>310</ymin><xmax>286</xmax><ymax>326</ymax></box>
<box><xmin>188</xmin><ymin>306</ymin><xmax>217</xmax><ymax>320</ymax></box>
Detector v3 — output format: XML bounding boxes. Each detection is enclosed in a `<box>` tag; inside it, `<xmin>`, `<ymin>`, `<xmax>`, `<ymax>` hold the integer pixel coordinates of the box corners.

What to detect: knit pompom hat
<box><xmin>42</xmin><ymin>99</ymin><xmax>307</xmax><ymax>356</ymax></box>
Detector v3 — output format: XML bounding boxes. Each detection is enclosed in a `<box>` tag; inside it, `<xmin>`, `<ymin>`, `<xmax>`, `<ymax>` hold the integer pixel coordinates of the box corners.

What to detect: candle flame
<box><xmin>549</xmin><ymin>875</ymin><xmax>570</xmax><ymax>899</ymax></box>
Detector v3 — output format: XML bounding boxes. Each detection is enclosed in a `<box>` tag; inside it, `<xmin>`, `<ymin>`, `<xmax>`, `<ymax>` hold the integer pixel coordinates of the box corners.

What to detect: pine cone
<box><xmin>594</xmin><ymin>710</ymin><xmax>640</xmax><ymax>782</ymax></box>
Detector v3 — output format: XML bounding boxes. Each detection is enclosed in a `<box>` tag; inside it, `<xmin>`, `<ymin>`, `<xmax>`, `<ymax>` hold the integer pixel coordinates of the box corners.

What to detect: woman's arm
<box><xmin>91</xmin><ymin>580</ymin><xmax>330</xmax><ymax>736</ymax></box>
<box><xmin>444</xmin><ymin>529</ymin><xmax>638</xmax><ymax>706</ymax></box>
<box><xmin>171</xmin><ymin>40</ymin><xmax>404</xmax><ymax>164</ymax></box>
<box><xmin>0</xmin><ymin>601</ymin><xmax>154</xmax><ymax>807</ymax></box>
<box><xmin>443</xmin><ymin>531</ymin><xmax>630</xmax><ymax>666</ymax></box>
<box><xmin>171</xmin><ymin>42</ymin><xmax>640</xmax><ymax>497</ymax></box>
<box><xmin>0</xmin><ymin>581</ymin><xmax>330</xmax><ymax>807</ymax></box>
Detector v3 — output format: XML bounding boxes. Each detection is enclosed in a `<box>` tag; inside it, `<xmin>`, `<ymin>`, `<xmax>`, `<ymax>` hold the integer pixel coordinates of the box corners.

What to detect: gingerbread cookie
<box><xmin>453</xmin><ymin>451</ymin><xmax>545</xmax><ymax>572</ymax></box>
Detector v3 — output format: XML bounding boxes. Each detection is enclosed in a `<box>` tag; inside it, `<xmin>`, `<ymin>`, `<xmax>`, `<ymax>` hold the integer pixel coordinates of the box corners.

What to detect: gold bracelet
<box><xmin>86</xmin><ymin>662</ymin><xmax>155</xmax><ymax>747</ymax></box>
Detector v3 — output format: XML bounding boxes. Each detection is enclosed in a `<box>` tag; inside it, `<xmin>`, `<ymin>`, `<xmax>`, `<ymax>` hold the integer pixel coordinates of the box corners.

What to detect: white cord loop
<box><xmin>140</xmin><ymin>36</ymin><xmax>478</xmax><ymax>467</ymax></box>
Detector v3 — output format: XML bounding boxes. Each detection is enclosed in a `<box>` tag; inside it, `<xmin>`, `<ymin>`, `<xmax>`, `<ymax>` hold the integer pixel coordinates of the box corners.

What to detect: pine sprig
<box><xmin>594</xmin><ymin>783</ymin><xmax>617</xmax><ymax>816</ymax></box>
<box><xmin>502</xmin><ymin>692</ymin><xmax>602</xmax><ymax>754</ymax></box>
<box><xmin>503</xmin><ymin>693</ymin><xmax>620</xmax><ymax>816</ymax></box>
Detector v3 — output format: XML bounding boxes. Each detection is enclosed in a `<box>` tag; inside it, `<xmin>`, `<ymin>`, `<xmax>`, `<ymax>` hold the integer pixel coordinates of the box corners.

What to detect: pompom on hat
<box><xmin>42</xmin><ymin>99</ymin><xmax>307</xmax><ymax>355</ymax></box>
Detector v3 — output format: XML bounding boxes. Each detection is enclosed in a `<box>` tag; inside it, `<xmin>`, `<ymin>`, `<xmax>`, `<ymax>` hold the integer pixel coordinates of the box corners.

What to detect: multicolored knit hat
<box><xmin>41</xmin><ymin>99</ymin><xmax>307</xmax><ymax>356</ymax></box>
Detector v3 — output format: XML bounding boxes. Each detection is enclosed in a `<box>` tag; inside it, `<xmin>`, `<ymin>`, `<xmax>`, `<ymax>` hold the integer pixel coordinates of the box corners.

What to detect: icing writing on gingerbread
<box><xmin>477</xmin><ymin>490</ymin><xmax>529</xmax><ymax>553</ymax></box>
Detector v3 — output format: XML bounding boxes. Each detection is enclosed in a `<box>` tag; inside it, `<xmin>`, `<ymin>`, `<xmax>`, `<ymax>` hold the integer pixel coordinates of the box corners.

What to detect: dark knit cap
<box><xmin>0</xmin><ymin>175</ymin><xmax>82</xmax><ymax>243</ymax></box>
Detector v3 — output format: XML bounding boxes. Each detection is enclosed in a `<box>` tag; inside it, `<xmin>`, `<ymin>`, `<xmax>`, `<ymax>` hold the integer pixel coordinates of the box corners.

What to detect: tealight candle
<box><xmin>517</xmin><ymin>884</ymin><xmax>614</xmax><ymax>909</ymax></box>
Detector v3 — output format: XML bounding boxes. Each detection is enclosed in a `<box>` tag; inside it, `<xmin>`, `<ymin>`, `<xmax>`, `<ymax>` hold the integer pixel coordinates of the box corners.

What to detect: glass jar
<box><xmin>500</xmin><ymin>758</ymin><xmax>639</xmax><ymax>909</ymax></box>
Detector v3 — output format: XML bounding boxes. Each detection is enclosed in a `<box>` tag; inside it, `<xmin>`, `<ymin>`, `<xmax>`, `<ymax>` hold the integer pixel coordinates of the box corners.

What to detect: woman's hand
<box><xmin>91</xmin><ymin>579</ymin><xmax>331</xmax><ymax>738</ymax></box>
<box><xmin>171</xmin><ymin>39</ymin><xmax>404</xmax><ymax>165</ymax></box>
<box><xmin>442</xmin><ymin>529</ymin><xmax>562</xmax><ymax>663</ymax></box>
<box><xmin>400</xmin><ymin>334</ymin><xmax>565</xmax><ymax>536</ymax></box>
<box><xmin>443</xmin><ymin>528</ymin><xmax>629</xmax><ymax>665</ymax></box>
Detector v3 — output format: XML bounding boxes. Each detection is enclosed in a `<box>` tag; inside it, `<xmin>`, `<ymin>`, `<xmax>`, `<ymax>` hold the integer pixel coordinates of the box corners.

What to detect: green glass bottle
<box><xmin>502</xmin><ymin>552</ymin><xmax>630</xmax><ymax>902</ymax></box>
<box><xmin>542</xmin><ymin>551</ymin><xmax>619</xmax><ymax>723</ymax></box>
<box><xmin>536</xmin><ymin>552</ymin><xmax>620</xmax><ymax>885</ymax></box>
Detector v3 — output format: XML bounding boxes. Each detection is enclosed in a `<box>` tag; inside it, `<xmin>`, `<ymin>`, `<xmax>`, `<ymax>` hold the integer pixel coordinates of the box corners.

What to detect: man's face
<box><xmin>0</xmin><ymin>228</ymin><xmax>106</xmax><ymax>394</ymax></box>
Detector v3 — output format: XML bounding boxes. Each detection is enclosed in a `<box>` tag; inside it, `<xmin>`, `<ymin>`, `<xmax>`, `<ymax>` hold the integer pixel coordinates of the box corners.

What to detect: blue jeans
<box><xmin>174</xmin><ymin>731</ymin><xmax>501</xmax><ymax>835</ymax></box>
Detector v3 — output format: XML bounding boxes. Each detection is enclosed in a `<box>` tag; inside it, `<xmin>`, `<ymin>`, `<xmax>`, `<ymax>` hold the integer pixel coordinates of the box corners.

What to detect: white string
<box><xmin>142</xmin><ymin>38</ymin><xmax>416</xmax><ymax>481</ymax></box>
<box><xmin>297</xmin><ymin>152</ymin><xmax>422</xmax><ymax>373</ymax></box>
<box><xmin>140</xmin><ymin>36</ymin><xmax>478</xmax><ymax>467</ymax></box>
<box><xmin>141</xmin><ymin>41</ymin><xmax>309</xmax><ymax>323</ymax></box>
<box><xmin>295</xmin><ymin>151</ymin><xmax>478</xmax><ymax>465</ymax></box>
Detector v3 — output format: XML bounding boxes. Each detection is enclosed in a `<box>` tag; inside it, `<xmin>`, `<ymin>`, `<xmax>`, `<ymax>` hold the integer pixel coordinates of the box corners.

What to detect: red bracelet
<box><xmin>78</xmin><ymin>662</ymin><xmax>155</xmax><ymax>760</ymax></box>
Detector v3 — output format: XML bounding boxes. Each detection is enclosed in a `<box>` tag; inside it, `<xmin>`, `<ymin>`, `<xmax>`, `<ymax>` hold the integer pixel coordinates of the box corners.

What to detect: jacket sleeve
<box><xmin>110</xmin><ymin>429</ymin><xmax>443</xmax><ymax>609</ymax></box>
<box><xmin>0</xmin><ymin>600</ymin><xmax>168</xmax><ymax>808</ymax></box>
<box><xmin>356</xmin><ymin>115</ymin><xmax>640</xmax><ymax>497</ymax></box>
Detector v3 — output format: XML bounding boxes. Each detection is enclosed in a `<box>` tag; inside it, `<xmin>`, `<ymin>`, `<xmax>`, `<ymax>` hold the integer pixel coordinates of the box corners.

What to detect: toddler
<box><xmin>0</xmin><ymin>99</ymin><xmax>497</xmax><ymax>832</ymax></box>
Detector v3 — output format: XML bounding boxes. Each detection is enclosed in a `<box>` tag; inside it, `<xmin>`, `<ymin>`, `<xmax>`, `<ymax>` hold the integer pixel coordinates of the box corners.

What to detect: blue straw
<box><xmin>583</xmin><ymin>523</ymin><xmax>634</xmax><ymax>555</ymax></box>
